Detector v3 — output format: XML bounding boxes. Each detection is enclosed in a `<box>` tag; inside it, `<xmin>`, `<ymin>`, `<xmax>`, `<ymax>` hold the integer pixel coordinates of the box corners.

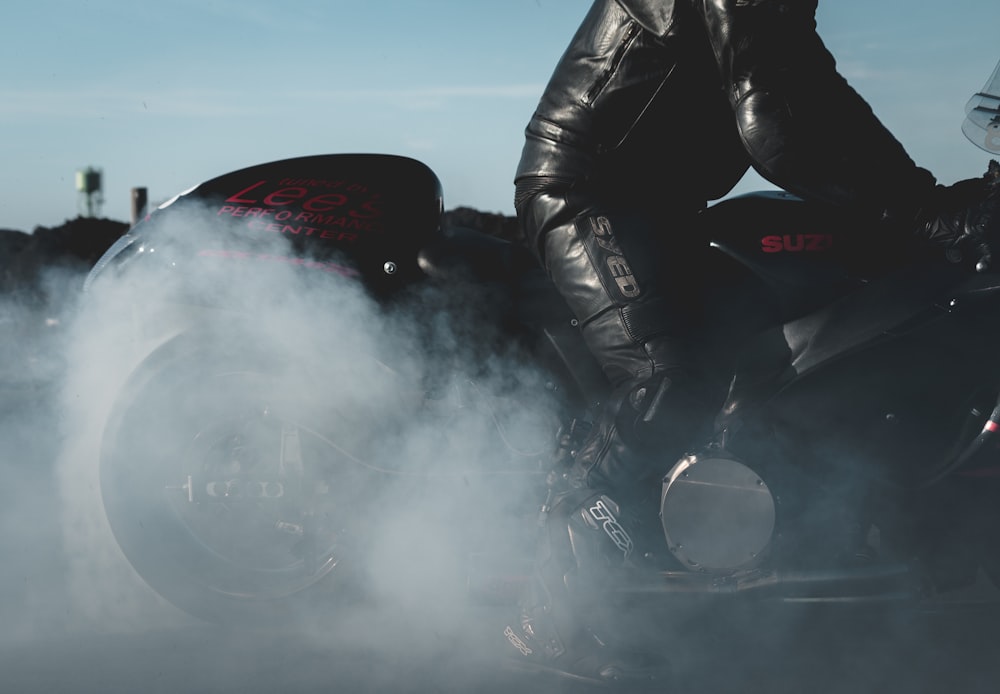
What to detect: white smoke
<box><xmin>4</xmin><ymin>205</ymin><xmax>996</xmax><ymax>693</ymax></box>
<box><xmin>42</xmin><ymin>204</ymin><xmax>558</xmax><ymax>647</ymax></box>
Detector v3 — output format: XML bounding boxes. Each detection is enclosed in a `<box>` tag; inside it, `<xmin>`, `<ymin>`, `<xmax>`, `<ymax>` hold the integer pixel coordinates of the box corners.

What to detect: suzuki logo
<box><xmin>760</xmin><ymin>233</ymin><xmax>833</xmax><ymax>253</ymax></box>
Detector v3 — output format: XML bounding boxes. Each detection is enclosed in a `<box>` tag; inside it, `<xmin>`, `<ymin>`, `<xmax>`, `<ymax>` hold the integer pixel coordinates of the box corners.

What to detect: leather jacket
<box><xmin>515</xmin><ymin>0</ymin><xmax>935</xmax><ymax>221</ymax></box>
<box><xmin>618</xmin><ymin>0</ymin><xmax>675</xmax><ymax>35</ymax></box>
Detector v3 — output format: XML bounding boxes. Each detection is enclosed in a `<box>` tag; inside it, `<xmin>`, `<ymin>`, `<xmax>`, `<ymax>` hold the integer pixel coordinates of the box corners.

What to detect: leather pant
<box><xmin>514</xmin><ymin>0</ymin><xmax>938</xmax><ymax>501</ymax></box>
<box><xmin>518</xmin><ymin>187</ymin><xmax>717</xmax><ymax>500</ymax></box>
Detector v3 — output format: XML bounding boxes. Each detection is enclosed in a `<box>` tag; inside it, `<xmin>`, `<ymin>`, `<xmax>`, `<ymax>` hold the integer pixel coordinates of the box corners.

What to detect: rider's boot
<box><xmin>502</xmin><ymin>483</ymin><xmax>670</xmax><ymax>688</ymax></box>
<box><xmin>502</xmin><ymin>371</ymin><xmax>713</xmax><ymax>689</ymax></box>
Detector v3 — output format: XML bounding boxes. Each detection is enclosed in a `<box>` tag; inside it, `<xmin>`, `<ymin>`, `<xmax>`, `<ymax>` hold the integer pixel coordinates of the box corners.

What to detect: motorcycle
<box><xmin>84</xmin><ymin>67</ymin><xmax>1000</xmax><ymax>629</ymax></box>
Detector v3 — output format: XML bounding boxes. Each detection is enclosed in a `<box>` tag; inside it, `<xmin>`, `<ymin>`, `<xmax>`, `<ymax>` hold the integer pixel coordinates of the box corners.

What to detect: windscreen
<box><xmin>962</xmin><ymin>58</ymin><xmax>1000</xmax><ymax>154</ymax></box>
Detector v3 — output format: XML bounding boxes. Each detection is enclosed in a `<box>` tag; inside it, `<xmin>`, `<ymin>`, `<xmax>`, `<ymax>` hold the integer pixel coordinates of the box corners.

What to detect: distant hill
<box><xmin>444</xmin><ymin>206</ymin><xmax>522</xmax><ymax>245</ymax></box>
<box><xmin>0</xmin><ymin>218</ymin><xmax>128</xmax><ymax>304</ymax></box>
<box><xmin>0</xmin><ymin>208</ymin><xmax>520</xmax><ymax>304</ymax></box>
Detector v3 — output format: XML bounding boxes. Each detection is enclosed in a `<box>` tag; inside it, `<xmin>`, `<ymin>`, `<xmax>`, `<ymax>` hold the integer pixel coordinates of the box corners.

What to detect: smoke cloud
<box><xmin>1</xmin><ymin>205</ymin><xmax>998</xmax><ymax>693</ymax></box>
<box><xmin>0</xmin><ymin>206</ymin><xmax>567</xmax><ymax>691</ymax></box>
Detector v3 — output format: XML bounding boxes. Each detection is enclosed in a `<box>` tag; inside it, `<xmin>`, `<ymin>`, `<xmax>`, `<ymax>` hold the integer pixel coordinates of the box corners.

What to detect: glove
<box><xmin>917</xmin><ymin>160</ymin><xmax>1000</xmax><ymax>272</ymax></box>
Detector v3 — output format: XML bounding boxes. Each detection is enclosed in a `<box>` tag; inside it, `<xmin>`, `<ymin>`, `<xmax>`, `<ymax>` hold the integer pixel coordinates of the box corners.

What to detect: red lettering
<box><xmin>761</xmin><ymin>235</ymin><xmax>783</xmax><ymax>253</ymax></box>
<box><xmin>226</xmin><ymin>180</ymin><xmax>268</xmax><ymax>204</ymax></box>
<box><xmin>304</xmin><ymin>193</ymin><xmax>348</xmax><ymax>212</ymax></box>
<box><xmin>783</xmin><ymin>234</ymin><xmax>804</xmax><ymax>252</ymax></box>
<box><xmin>218</xmin><ymin>205</ymin><xmax>236</xmax><ymax>216</ymax></box>
<box><xmin>760</xmin><ymin>233</ymin><xmax>833</xmax><ymax>253</ymax></box>
<box><xmin>350</xmin><ymin>198</ymin><xmax>382</xmax><ymax>219</ymax></box>
<box><xmin>320</xmin><ymin>230</ymin><xmax>359</xmax><ymax>242</ymax></box>
<box><xmin>264</xmin><ymin>187</ymin><xmax>308</xmax><ymax>206</ymax></box>
<box><xmin>805</xmin><ymin>234</ymin><xmax>832</xmax><ymax>251</ymax></box>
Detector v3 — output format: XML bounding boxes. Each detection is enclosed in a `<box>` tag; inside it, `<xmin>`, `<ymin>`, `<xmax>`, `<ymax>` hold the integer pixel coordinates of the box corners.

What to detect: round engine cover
<box><xmin>660</xmin><ymin>453</ymin><xmax>775</xmax><ymax>573</ymax></box>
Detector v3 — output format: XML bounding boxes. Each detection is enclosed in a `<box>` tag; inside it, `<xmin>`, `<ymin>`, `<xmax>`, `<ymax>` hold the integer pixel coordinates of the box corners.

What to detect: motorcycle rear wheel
<box><xmin>99</xmin><ymin>328</ymin><xmax>401</xmax><ymax>625</ymax></box>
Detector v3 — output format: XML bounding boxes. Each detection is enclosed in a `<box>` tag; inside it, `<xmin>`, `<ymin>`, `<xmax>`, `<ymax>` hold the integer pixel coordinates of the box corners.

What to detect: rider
<box><xmin>502</xmin><ymin>0</ymin><xmax>1000</xmax><ymax>687</ymax></box>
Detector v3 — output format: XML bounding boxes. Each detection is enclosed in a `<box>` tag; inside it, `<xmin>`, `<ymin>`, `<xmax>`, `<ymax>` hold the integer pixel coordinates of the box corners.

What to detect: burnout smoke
<box><xmin>0</xmin><ymin>278</ymin><xmax>82</xmax><ymax>644</ymax></box>
<box><xmin>47</xmin><ymin>201</ymin><xmax>558</xmax><ymax>648</ymax></box>
<box><xmin>4</xmin><ymin>181</ymin><xmax>998</xmax><ymax>693</ymax></box>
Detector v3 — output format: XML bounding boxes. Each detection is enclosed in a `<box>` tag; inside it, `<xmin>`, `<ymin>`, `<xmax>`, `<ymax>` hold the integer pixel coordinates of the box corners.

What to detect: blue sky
<box><xmin>2</xmin><ymin>0</ymin><xmax>999</xmax><ymax>231</ymax></box>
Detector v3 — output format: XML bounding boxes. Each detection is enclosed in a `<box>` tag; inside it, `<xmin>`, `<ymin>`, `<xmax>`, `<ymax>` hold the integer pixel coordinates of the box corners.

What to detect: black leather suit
<box><xmin>516</xmin><ymin>0</ymin><xmax>937</xmax><ymax>501</ymax></box>
<box><xmin>507</xmin><ymin>0</ymin><xmax>948</xmax><ymax>681</ymax></box>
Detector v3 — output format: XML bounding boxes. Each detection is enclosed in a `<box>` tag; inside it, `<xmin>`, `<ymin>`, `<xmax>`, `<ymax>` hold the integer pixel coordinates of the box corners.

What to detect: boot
<box><xmin>502</xmin><ymin>481</ymin><xmax>672</xmax><ymax>690</ymax></box>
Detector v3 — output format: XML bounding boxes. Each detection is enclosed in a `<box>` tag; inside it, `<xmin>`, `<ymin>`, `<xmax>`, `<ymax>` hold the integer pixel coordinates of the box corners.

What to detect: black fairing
<box><xmin>698</xmin><ymin>191</ymin><xmax>996</xmax><ymax>393</ymax></box>
<box><xmin>675</xmin><ymin>192</ymin><xmax>1000</xmax><ymax>575</ymax></box>
<box><xmin>86</xmin><ymin>154</ymin><xmax>444</xmax><ymax>298</ymax></box>
<box><xmin>700</xmin><ymin>191</ymin><xmax>904</xmax><ymax>318</ymax></box>
<box><xmin>696</xmin><ymin>194</ymin><xmax>1000</xmax><ymax>555</ymax></box>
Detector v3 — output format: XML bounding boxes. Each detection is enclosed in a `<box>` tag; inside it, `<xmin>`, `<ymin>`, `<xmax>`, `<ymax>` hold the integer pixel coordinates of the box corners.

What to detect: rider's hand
<box><xmin>920</xmin><ymin>160</ymin><xmax>1000</xmax><ymax>272</ymax></box>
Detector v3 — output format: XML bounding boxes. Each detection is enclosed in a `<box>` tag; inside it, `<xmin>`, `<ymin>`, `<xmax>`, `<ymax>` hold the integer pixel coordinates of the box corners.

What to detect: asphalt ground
<box><xmin>2</xmin><ymin>377</ymin><xmax>999</xmax><ymax>694</ymax></box>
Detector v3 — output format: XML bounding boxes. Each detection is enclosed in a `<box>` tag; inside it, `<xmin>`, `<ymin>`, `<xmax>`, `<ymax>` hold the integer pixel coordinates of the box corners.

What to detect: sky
<box><xmin>2</xmin><ymin>0</ymin><xmax>999</xmax><ymax>232</ymax></box>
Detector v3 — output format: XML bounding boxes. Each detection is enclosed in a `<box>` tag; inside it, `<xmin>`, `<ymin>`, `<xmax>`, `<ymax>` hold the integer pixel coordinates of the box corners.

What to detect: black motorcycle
<box><xmin>85</xmin><ymin>69</ymin><xmax>1000</xmax><ymax>627</ymax></box>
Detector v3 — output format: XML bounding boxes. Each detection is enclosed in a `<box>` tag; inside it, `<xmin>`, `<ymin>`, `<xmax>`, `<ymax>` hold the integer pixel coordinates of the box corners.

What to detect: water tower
<box><xmin>76</xmin><ymin>166</ymin><xmax>104</xmax><ymax>218</ymax></box>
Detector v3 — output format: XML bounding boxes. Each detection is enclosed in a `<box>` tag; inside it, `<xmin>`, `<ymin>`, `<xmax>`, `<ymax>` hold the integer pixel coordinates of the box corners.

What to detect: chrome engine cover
<box><xmin>660</xmin><ymin>451</ymin><xmax>775</xmax><ymax>573</ymax></box>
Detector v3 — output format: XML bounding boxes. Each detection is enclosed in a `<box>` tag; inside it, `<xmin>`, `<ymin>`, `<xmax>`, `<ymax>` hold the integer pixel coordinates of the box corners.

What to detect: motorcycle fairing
<box><xmin>705</xmin><ymin>189</ymin><xmax>1000</xmax><ymax>414</ymax></box>
<box><xmin>724</xmin><ymin>270</ymin><xmax>1000</xmax><ymax>480</ymax></box>
<box><xmin>86</xmin><ymin>154</ymin><xmax>444</xmax><ymax>297</ymax></box>
<box><xmin>676</xmin><ymin>273</ymin><xmax>1000</xmax><ymax>576</ymax></box>
<box><xmin>716</xmin><ymin>258</ymin><xmax>974</xmax><ymax>435</ymax></box>
<box><xmin>699</xmin><ymin>191</ymin><xmax>903</xmax><ymax>322</ymax></box>
<box><xmin>679</xmin><ymin>190</ymin><xmax>1000</xmax><ymax>570</ymax></box>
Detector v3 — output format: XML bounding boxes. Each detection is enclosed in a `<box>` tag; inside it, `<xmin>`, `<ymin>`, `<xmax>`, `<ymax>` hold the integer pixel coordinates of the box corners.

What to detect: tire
<box><xmin>99</xmin><ymin>327</ymin><xmax>396</xmax><ymax>625</ymax></box>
